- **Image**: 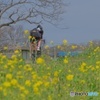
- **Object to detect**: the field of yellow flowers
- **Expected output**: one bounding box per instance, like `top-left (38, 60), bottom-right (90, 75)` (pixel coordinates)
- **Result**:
top-left (0, 42), bottom-right (100, 100)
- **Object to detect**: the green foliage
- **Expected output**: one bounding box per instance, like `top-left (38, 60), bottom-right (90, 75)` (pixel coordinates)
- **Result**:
top-left (0, 45), bottom-right (100, 100)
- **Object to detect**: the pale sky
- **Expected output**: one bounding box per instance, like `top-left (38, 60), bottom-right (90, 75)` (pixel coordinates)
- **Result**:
top-left (24, 0), bottom-right (100, 45)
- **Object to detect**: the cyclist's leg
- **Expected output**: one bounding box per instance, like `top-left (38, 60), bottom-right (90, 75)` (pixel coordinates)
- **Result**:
top-left (37, 39), bottom-right (42, 51)
top-left (30, 39), bottom-right (36, 58)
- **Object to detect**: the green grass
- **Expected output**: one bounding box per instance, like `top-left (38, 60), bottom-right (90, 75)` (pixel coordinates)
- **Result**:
top-left (0, 45), bottom-right (100, 100)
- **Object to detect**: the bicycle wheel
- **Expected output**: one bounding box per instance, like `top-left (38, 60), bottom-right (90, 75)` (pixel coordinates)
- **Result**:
top-left (31, 50), bottom-right (37, 62)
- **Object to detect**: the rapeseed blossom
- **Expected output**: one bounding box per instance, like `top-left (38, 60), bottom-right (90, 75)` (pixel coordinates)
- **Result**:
top-left (96, 61), bottom-right (100, 65)
top-left (25, 80), bottom-right (31, 87)
top-left (24, 30), bottom-right (29, 34)
top-left (33, 87), bottom-right (39, 94)
top-left (0, 86), bottom-right (3, 91)
top-left (3, 46), bottom-right (8, 50)
top-left (0, 40), bottom-right (100, 99)
top-left (28, 36), bottom-right (32, 39)
top-left (3, 81), bottom-right (11, 88)
top-left (6, 73), bottom-right (12, 80)
top-left (48, 95), bottom-right (52, 100)
top-left (2, 55), bottom-right (7, 59)
top-left (79, 62), bottom-right (87, 72)
top-left (11, 55), bottom-right (17, 59)
top-left (63, 39), bottom-right (68, 45)
top-left (71, 45), bottom-right (77, 49)
top-left (89, 41), bottom-right (93, 46)
top-left (11, 79), bottom-right (18, 86)
top-left (66, 74), bottom-right (74, 81)
top-left (14, 50), bottom-right (19, 54)
top-left (96, 66), bottom-right (99, 69)
top-left (57, 45), bottom-right (61, 49)
top-left (36, 57), bottom-right (45, 64)
top-left (63, 58), bottom-right (68, 64)
top-left (44, 82), bottom-right (50, 88)
top-left (52, 77), bottom-right (59, 84)
top-left (54, 71), bottom-right (59, 77)
top-left (44, 45), bottom-right (49, 49)
top-left (23, 89), bottom-right (29, 95)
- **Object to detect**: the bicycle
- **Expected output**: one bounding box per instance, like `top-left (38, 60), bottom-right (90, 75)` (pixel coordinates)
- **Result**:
top-left (30, 39), bottom-right (45, 62)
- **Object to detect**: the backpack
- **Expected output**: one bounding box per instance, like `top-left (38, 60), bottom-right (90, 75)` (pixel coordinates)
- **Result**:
top-left (30, 28), bottom-right (41, 38)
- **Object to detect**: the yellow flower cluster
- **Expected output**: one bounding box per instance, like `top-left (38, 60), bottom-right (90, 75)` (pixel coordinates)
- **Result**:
top-left (66, 74), bottom-right (74, 81)
top-left (36, 57), bottom-right (45, 64)
top-left (0, 39), bottom-right (99, 99)
top-left (63, 39), bottom-right (68, 45)
top-left (24, 30), bottom-right (29, 34)
top-left (79, 62), bottom-right (87, 72)
top-left (63, 57), bottom-right (68, 64)
top-left (71, 45), bottom-right (77, 49)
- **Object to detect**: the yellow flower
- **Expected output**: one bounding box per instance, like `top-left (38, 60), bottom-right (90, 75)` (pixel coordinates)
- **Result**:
top-left (63, 39), bottom-right (68, 45)
top-left (79, 66), bottom-right (86, 72)
top-left (28, 36), bottom-right (32, 39)
top-left (11, 55), bottom-right (17, 59)
top-left (81, 62), bottom-right (87, 66)
top-left (14, 50), bottom-right (19, 54)
top-left (34, 81), bottom-right (43, 87)
top-left (68, 70), bottom-right (71, 73)
top-left (96, 61), bottom-right (100, 65)
top-left (32, 74), bottom-right (37, 80)
top-left (36, 57), bottom-right (45, 64)
top-left (63, 58), bottom-right (68, 64)
top-left (43, 75), bottom-right (48, 80)
top-left (33, 86), bottom-right (39, 94)
top-left (91, 67), bottom-right (95, 71)
top-left (57, 45), bottom-right (61, 49)
top-left (52, 77), bottom-right (59, 84)
top-left (3, 89), bottom-right (7, 96)
top-left (24, 30), bottom-right (29, 34)
top-left (19, 86), bottom-right (25, 91)
top-left (89, 41), bottom-right (93, 46)
top-left (6, 74), bottom-right (12, 80)
top-left (48, 95), bottom-right (52, 100)
top-left (96, 66), bottom-right (99, 69)
top-left (66, 74), bottom-right (74, 81)
top-left (44, 82), bottom-right (50, 87)
top-left (2, 55), bottom-right (7, 59)
top-left (72, 45), bottom-right (77, 49)
top-left (47, 72), bottom-right (51, 76)
top-left (67, 84), bottom-right (70, 87)
top-left (4, 65), bottom-right (8, 69)
top-left (32, 36), bottom-right (35, 40)
top-left (94, 47), bottom-right (100, 52)
top-left (4, 46), bottom-right (8, 50)
top-left (17, 71), bottom-right (22, 75)
top-left (54, 71), bottom-right (59, 77)
top-left (3, 81), bottom-right (11, 87)
top-left (23, 89), bottom-right (29, 95)
top-left (0, 86), bottom-right (3, 91)
top-left (25, 80), bottom-right (31, 87)
top-left (11, 79), bottom-right (18, 86)
top-left (44, 45), bottom-right (49, 49)
top-left (20, 93), bottom-right (25, 98)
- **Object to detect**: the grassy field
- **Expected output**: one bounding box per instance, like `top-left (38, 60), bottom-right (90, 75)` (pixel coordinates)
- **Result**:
top-left (0, 42), bottom-right (100, 100)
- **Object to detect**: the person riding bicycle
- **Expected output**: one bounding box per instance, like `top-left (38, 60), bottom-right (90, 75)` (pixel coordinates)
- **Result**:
top-left (30, 25), bottom-right (44, 55)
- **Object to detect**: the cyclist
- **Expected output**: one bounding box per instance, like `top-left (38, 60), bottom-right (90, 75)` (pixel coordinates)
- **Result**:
top-left (30, 25), bottom-right (44, 56)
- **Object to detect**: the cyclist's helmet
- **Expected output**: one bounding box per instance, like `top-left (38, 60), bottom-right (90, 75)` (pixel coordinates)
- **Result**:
top-left (37, 25), bottom-right (43, 32)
